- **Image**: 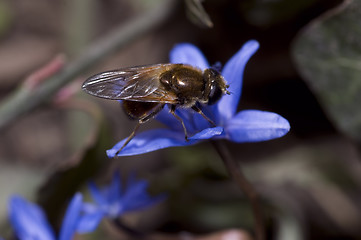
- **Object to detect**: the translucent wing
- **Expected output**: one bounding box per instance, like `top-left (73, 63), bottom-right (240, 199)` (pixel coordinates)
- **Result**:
top-left (82, 64), bottom-right (178, 103)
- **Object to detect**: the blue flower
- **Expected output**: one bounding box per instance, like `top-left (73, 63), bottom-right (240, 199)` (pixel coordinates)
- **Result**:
top-left (85, 172), bottom-right (165, 220)
top-left (8, 193), bottom-right (99, 240)
top-left (107, 40), bottom-right (290, 157)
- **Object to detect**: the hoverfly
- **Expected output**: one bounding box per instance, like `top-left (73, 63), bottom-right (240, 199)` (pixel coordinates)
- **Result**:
top-left (82, 63), bottom-right (229, 154)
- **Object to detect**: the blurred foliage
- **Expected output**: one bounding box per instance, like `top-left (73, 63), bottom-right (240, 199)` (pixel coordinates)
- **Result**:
top-left (240, 0), bottom-right (317, 27)
top-left (0, 166), bottom-right (45, 236)
top-left (293, 0), bottom-right (361, 143)
top-left (185, 0), bottom-right (213, 28)
top-left (133, 0), bottom-right (169, 10)
top-left (38, 100), bottom-right (113, 227)
top-left (276, 213), bottom-right (303, 240)
top-left (154, 135), bottom-right (361, 239)
top-left (64, 0), bottom-right (96, 56)
top-left (0, 1), bottom-right (12, 38)
top-left (159, 146), bottom-right (254, 232)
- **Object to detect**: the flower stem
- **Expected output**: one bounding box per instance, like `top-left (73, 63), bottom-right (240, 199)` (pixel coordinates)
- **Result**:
top-left (211, 140), bottom-right (265, 240)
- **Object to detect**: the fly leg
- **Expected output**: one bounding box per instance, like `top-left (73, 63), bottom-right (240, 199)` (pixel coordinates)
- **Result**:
top-left (191, 105), bottom-right (216, 127)
top-left (170, 105), bottom-right (189, 141)
top-left (115, 122), bottom-right (141, 155)
top-left (114, 103), bottom-right (165, 156)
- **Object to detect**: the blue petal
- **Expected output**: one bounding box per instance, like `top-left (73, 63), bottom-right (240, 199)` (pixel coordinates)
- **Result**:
top-left (156, 105), bottom-right (216, 134)
top-left (124, 194), bottom-right (166, 213)
top-left (8, 195), bottom-right (55, 240)
top-left (107, 129), bottom-right (198, 157)
top-left (82, 202), bottom-right (99, 214)
top-left (76, 208), bottom-right (104, 234)
top-left (155, 106), bottom-right (179, 130)
top-left (156, 105), bottom-right (196, 133)
top-left (59, 193), bottom-right (83, 240)
top-left (124, 181), bottom-right (149, 204)
top-left (126, 177), bottom-right (148, 196)
top-left (169, 43), bottom-right (209, 70)
top-left (189, 105), bottom-right (219, 131)
top-left (188, 126), bottom-right (223, 140)
top-left (105, 171), bottom-right (122, 203)
top-left (224, 110), bottom-right (290, 142)
top-left (121, 176), bottom-right (166, 212)
top-left (213, 40), bottom-right (260, 122)
top-left (88, 182), bottom-right (107, 206)
top-left (126, 172), bottom-right (138, 189)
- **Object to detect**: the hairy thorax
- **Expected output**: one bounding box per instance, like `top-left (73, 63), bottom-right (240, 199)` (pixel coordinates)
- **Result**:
top-left (159, 65), bottom-right (206, 107)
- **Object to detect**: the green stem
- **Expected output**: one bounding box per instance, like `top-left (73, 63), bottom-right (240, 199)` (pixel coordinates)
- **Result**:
top-left (212, 140), bottom-right (265, 240)
top-left (0, 0), bottom-right (177, 130)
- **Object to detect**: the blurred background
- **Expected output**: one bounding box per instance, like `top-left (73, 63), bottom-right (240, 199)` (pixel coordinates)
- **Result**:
top-left (1, 0), bottom-right (361, 239)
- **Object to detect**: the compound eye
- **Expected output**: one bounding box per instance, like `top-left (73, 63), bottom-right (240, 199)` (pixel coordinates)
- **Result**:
top-left (208, 82), bottom-right (223, 105)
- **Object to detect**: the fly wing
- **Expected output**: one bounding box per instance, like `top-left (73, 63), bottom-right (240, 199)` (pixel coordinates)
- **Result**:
top-left (82, 64), bottom-right (178, 103)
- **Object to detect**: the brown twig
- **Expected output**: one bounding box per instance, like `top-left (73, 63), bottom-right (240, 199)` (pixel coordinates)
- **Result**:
top-left (211, 140), bottom-right (265, 240)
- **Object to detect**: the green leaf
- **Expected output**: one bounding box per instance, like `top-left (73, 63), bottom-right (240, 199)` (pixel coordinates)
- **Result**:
top-left (293, 0), bottom-right (361, 142)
